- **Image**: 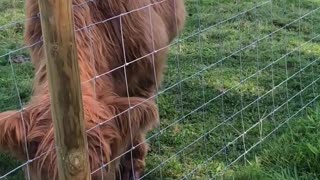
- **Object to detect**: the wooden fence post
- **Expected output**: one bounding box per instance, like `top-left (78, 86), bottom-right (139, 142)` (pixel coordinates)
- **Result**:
top-left (37, 0), bottom-right (91, 179)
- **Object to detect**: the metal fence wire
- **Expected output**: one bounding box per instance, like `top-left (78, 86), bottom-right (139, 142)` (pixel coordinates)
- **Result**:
top-left (0, 0), bottom-right (320, 179)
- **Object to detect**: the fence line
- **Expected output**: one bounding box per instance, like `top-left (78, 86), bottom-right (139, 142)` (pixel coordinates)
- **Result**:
top-left (0, 0), bottom-right (320, 179)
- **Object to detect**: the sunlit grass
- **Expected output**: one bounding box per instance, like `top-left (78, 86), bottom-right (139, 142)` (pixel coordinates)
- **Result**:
top-left (0, 0), bottom-right (320, 179)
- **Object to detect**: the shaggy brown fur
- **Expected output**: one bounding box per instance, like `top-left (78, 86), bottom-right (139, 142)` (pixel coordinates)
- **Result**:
top-left (0, 0), bottom-right (186, 179)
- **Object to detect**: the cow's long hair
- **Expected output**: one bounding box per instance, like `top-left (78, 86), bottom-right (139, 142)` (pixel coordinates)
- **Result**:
top-left (0, 0), bottom-right (186, 179)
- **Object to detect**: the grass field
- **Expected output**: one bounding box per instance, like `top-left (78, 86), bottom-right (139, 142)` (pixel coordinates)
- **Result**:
top-left (1, 0), bottom-right (320, 179)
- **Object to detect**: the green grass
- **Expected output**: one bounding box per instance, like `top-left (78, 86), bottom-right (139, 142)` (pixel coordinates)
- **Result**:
top-left (1, 0), bottom-right (320, 179)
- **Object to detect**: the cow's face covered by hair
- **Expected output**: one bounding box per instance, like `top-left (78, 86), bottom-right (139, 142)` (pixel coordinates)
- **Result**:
top-left (0, 0), bottom-right (186, 179)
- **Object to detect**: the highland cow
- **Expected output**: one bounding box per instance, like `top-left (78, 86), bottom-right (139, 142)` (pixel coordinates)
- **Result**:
top-left (0, 0), bottom-right (186, 179)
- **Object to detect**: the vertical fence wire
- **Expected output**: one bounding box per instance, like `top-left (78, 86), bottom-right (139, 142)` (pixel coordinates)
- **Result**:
top-left (1, 0), bottom-right (320, 179)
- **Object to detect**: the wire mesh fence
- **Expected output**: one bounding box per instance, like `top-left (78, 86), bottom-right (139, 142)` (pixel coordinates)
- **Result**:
top-left (0, 0), bottom-right (320, 179)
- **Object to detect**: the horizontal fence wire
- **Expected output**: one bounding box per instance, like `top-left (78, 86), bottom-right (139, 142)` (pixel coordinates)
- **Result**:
top-left (0, 0), bottom-right (319, 179)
